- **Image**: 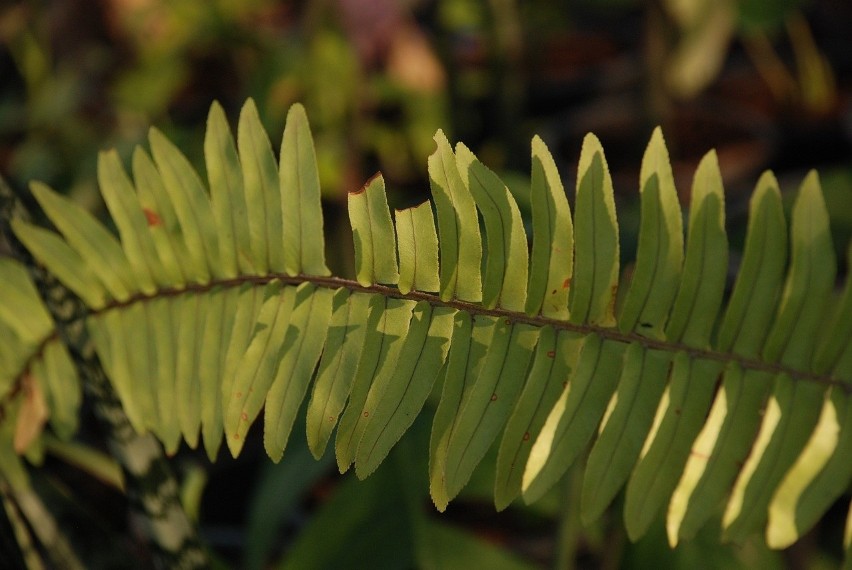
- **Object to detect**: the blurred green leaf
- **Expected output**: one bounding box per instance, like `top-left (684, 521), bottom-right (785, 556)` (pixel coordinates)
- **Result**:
top-left (245, 433), bottom-right (334, 570)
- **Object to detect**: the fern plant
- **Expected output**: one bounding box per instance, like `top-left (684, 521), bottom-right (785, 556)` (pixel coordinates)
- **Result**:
top-left (0, 99), bottom-right (849, 564)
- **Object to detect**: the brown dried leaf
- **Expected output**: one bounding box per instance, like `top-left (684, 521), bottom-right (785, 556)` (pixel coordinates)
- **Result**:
top-left (14, 374), bottom-right (48, 454)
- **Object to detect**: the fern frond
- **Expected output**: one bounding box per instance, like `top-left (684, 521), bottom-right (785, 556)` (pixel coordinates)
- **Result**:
top-left (2, 98), bottom-right (850, 553)
top-left (0, 257), bottom-right (81, 495)
top-left (0, 260), bottom-right (79, 449)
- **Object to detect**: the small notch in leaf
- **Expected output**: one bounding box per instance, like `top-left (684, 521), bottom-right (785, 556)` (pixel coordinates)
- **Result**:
top-left (351, 172), bottom-right (383, 196)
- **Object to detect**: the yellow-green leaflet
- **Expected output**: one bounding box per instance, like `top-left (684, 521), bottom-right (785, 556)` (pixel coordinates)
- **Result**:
top-left (456, 143), bottom-right (528, 311)
top-left (262, 284), bottom-right (333, 462)
top-left (618, 128), bottom-right (683, 337)
top-left (280, 103), bottom-right (330, 277)
top-left (0, 260), bottom-right (80, 442)
top-left (349, 174), bottom-right (399, 286)
top-left (147, 296), bottom-right (180, 455)
top-left (200, 284), bottom-right (240, 458)
top-left (428, 130), bottom-right (482, 302)
top-left (443, 321), bottom-right (539, 500)
top-left (494, 328), bottom-right (583, 510)
top-left (766, 245), bottom-right (852, 547)
top-left (525, 136), bottom-right (573, 320)
top-left (759, 172), bottom-right (834, 365)
top-left (97, 149), bottom-right (162, 293)
top-left (263, 285), bottom-right (333, 461)
top-left (664, 150), bottom-right (728, 346)
top-left (522, 337), bottom-right (626, 503)
top-left (30, 182), bottom-right (135, 301)
top-left (580, 129), bottom-right (685, 520)
top-left (131, 147), bottom-right (188, 287)
top-left (668, 172), bottom-right (787, 545)
top-left (226, 282), bottom-right (295, 457)
top-left (238, 99), bottom-right (282, 274)
top-left (0, 322), bottom-right (25, 396)
top-left (90, 310), bottom-right (147, 434)
top-left (128, 301), bottom-right (159, 438)
top-left (430, 312), bottom-right (493, 510)
top-left (717, 172), bottom-right (787, 356)
top-left (624, 356), bottom-right (724, 540)
top-left (194, 287), bottom-right (223, 452)
top-left (621, 151), bottom-right (727, 539)
top-left (0, 258), bottom-right (53, 344)
top-left (722, 172), bottom-right (836, 542)
top-left (220, 283), bottom-right (266, 445)
top-left (581, 345), bottom-right (671, 522)
top-left (569, 135), bottom-right (619, 326)
top-left (395, 202), bottom-right (440, 294)
top-left (0, 414), bottom-right (29, 491)
top-left (669, 366), bottom-right (774, 544)
top-left (149, 127), bottom-right (222, 282)
top-left (335, 297), bottom-right (416, 472)
top-left (39, 341), bottom-right (80, 441)
top-left (197, 286), bottom-right (233, 460)
top-left (175, 292), bottom-right (205, 449)
top-left (355, 304), bottom-right (455, 478)
top-left (813, 243), bottom-right (852, 374)
top-left (204, 101), bottom-right (251, 277)
top-left (10, 221), bottom-right (107, 309)
top-left (767, 380), bottom-right (851, 547)
top-left (306, 290), bottom-right (372, 459)
top-left (766, 387), bottom-right (846, 543)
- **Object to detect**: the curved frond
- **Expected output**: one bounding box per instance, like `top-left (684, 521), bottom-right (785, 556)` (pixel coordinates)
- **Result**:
top-left (2, 98), bottom-right (850, 554)
top-left (0, 258), bottom-right (80, 483)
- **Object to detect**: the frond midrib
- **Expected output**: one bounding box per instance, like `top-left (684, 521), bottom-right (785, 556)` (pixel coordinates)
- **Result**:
top-left (45, 272), bottom-right (849, 394)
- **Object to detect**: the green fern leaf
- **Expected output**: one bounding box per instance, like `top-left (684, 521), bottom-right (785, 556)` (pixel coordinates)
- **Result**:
top-left (0, 259), bottom-right (80, 449)
top-left (3, 99), bottom-right (850, 556)
top-left (305, 290), bottom-right (371, 458)
top-left (395, 202), bottom-right (440, 295)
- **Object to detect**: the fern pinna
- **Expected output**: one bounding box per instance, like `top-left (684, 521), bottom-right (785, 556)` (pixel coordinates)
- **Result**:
top-left (0, 99), bottom-right (849, 555)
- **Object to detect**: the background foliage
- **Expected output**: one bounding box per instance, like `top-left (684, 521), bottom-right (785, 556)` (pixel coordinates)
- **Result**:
top-left (0, 0), bottom-right (850, 568)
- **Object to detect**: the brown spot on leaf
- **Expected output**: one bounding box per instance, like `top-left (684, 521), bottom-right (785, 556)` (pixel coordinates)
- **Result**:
top-left (523, 432), bottom-right (530, 441)
top-left (143, 208), bottom-right (162, 227)
top-left (14, 374), bottom-right (47, 453)
top-left (233, 433), bottom-right (240, 440)
top-left (546, 350), bottom-right (556, 358)
top-left (563, 278), bottom-right (571, 289)
top-left (490, 393), bottom-right (498, 401)
top-left (241, 412), bottom-right (248, 421)
top-left (235, 391), bottom-right (242, 399)
top-left (351, 172), bottom-right (383, 195)
top-left (363, 411), bottom-right (370, 418)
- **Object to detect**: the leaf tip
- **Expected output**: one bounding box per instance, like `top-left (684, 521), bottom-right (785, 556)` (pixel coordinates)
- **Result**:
top-left (287, 101), bottom-right (309, 123)
top-left (351, 172), bottom-right (383, 196)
